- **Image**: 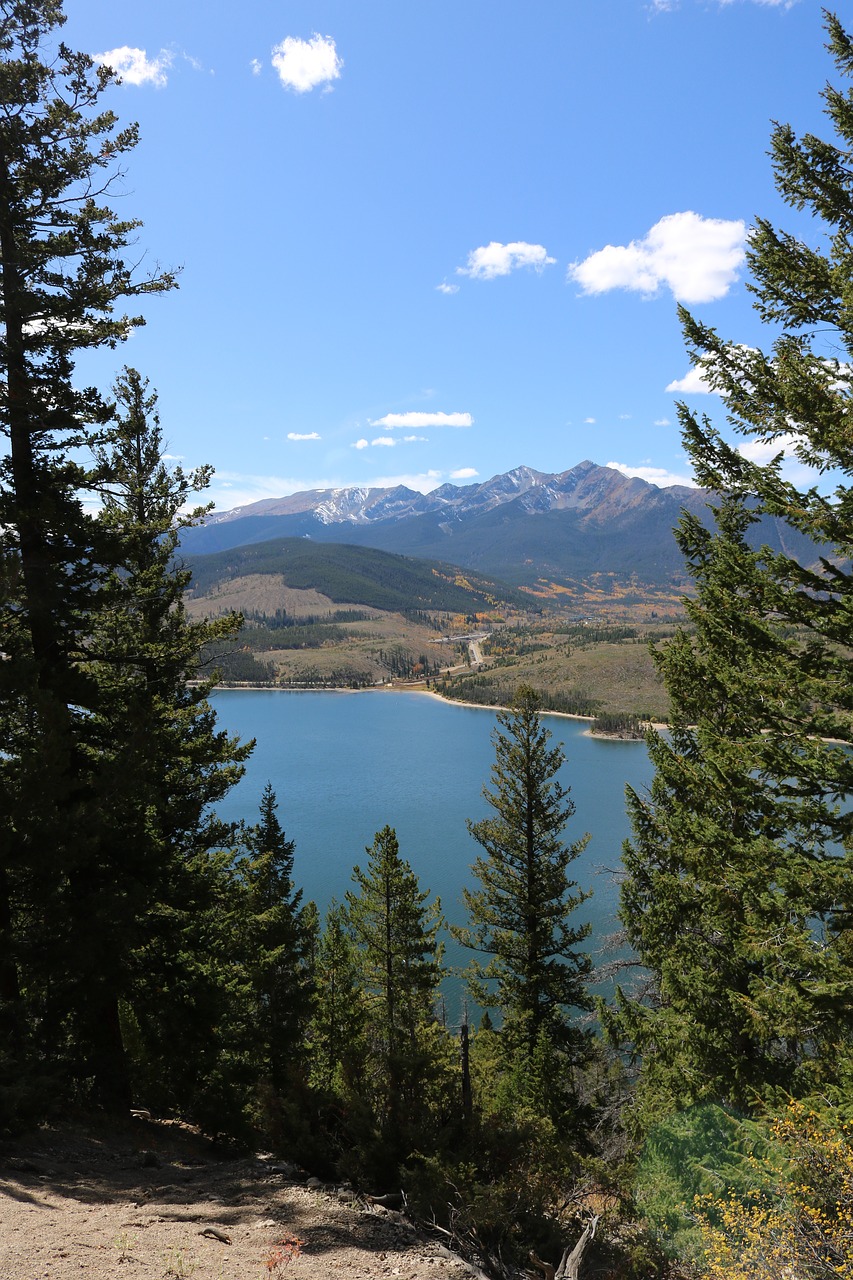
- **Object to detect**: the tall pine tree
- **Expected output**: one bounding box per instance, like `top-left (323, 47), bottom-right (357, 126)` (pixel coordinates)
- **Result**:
top-left (612, 12), bottom-right (853, 1120)
top-left (0, 0), bottom-right (178, 1109)
top-left (79, 368), bottom-right (250, 1108)
top-left (346, 826), bottom-right (449, 1154)
top-left (455, 688), bottom-right (592, 1054)
top-left (239, 782), bottom-right (315, 1093)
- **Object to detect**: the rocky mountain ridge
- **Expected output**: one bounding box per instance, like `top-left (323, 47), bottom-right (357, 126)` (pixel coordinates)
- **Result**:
top-left (182, 460), bottom-right (821, 588)
top-left (205, 460), bottom-right (699, 530)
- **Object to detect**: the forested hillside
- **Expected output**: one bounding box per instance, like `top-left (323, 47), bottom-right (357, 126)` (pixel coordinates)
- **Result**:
top-left (185, 537), bottom-right (532, 614)
top-left (3, 6), bottom-right (853, 1280)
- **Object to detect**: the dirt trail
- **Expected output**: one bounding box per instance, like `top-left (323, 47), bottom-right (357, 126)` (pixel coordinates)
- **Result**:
top-left (0, 1120), bottom-right (470, 1280)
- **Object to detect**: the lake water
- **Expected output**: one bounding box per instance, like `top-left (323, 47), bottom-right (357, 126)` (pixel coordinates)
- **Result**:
top-left (211, 689), bottom-right (655, 1019)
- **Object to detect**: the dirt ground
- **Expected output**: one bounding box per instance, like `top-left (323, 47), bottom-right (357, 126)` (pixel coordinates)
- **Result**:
top-left (0, 1118), bottom-right (471, 1280)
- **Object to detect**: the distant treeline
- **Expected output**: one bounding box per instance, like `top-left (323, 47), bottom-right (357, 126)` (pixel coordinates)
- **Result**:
top-left (245, 608), bottom-right (374, 627)
top-left (437, 671), bottom-right (599, 718)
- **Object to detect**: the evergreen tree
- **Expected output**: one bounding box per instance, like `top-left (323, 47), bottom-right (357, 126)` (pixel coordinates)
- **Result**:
top-left (612, 12), bottom-right (853, 1119)
top-left (345, 826), bottom-right (448, 1150)
top-left (78, 368), bottom-right (249, 1107)
top-left (239, 782), bottom-right (315, 1093)
top-left (0, 0), bottom-right (176, 1107)
top-left (310, 900), bottom-right (366, 1095)
top-left (453, 686), bottom-right (592, 1068)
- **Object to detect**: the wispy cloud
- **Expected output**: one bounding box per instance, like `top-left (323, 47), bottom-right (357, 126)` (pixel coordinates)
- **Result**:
top-left (436, 282), bottom-right (460, 295)
top-left (450, 468), bottom-right (479, 480)
top-left (584, 417), bottom-right (596, 425)
top-left (373, 471), bottom-right (444, 493)
top-left (287, 431), bottom-right (321, 441)
top-left (93, 46), bottom-right (174, 87)
top-left (606, 461), bottom-right (695, 488)
top-left (348, 434), bottom-right (427, 449)
top-left (370, 411), bottom-right (473, 429)
top-left (569, 211), bottom-right (746, 304)
top-left (271, 34), bottom-right (342, 93)
top-left (207, 471), bottom-right (337, 511)
top-left (250, 58), bottom-right (262, 76)
top-left (458, 242), bottom-right (556, 281)
top-left (651, 0), bottom-right (797, 11)
top-left (654, 417), bottom-right (672, 426)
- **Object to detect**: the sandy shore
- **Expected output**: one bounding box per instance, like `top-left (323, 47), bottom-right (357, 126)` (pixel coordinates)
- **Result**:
top-left (211, 681), bottom-right (665, 736)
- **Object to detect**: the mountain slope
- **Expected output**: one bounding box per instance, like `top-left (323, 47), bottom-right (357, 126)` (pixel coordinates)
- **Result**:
top-left (179, 461), bottom-right (824, 587)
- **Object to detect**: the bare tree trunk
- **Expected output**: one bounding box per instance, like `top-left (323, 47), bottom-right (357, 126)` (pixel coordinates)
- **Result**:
top-left (529, 1216), bottom-right (599, 1280)
top-left (556, 1215), bottom-right (598, 1280)
top-left (460, 1021), bottom-right (472, 1123)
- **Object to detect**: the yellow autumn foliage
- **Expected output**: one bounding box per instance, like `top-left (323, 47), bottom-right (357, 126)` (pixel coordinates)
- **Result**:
top-left (696, 1101), bottom-right (853, 1279)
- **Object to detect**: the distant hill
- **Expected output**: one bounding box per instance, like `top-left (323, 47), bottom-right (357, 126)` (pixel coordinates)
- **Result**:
top-left (185, 539), bottom-right (532, 615)
top-left (180, 461), bottom-right (823, 587)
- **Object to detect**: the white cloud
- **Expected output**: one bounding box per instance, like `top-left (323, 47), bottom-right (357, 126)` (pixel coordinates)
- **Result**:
top-left (371, 437), bottom-right (396, 448)
top-left (737, 432), bottom-right (801, 465)
top-left (666, 365), bottom-right (716, 394)
top-left (93, 46), bottom-right (174, 88)
top-left (250, 58), bottom-right (262, 76)
top-left (451, 468), bottom-right (479, 480)
top-left (737, 432), bottom-right (821, 487)
top-left (667, 345), bottom-right (762, 395)
top-left (584, 417), bottom-right (596, 425)
top-left (606, 461), bottom-right (695, 488)
top-left (436, 283), bottom-right (459, 295)
top-left (569, 211), bottom-right (746, 304)
top-left (458, 241), bottom-right (556, 281)
top-left (373, 471), bottom-right (444, 493)
top-left (618, 413), bottom-right (632, 420)
top-left (654, 417), bottom-right (672, 427)
top-left (287, 431), bottom-right (321, 441)
top-left (370, 411), bottom-right (473, 429)
top-left (403, 435), bottom-right (427, 442)
top-left (351, 438), bottom-right (369, 450)
top-left (271, 34), bottom-right (342, 93)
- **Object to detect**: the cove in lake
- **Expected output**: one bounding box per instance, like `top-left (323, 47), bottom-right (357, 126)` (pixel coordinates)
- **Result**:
top-left (212, 690), bottom-right (655, 1019)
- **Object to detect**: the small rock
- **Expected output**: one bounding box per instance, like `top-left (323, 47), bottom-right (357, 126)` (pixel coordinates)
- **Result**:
top-left (306, 1175), bottom-right (323, 1189)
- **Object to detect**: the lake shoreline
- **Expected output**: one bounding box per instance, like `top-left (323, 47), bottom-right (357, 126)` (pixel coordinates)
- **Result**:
top-left (212, 681), bottom-right (660, 736)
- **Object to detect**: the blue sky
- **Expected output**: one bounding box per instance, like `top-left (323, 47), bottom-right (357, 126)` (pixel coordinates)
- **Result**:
top-left (62, 0), bottom-right (832, 512)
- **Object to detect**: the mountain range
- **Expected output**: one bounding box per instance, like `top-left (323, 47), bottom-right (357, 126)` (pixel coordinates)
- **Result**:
top-left (180, 460), bottom-right (821, 588)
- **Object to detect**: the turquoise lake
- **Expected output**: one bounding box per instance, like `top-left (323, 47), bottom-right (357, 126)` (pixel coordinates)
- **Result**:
top-left (211, 689), bottom-right (655, 1018)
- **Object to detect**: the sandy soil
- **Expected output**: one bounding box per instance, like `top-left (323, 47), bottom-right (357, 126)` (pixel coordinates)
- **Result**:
top-left (0, 1119), bottom-right (470, 1280)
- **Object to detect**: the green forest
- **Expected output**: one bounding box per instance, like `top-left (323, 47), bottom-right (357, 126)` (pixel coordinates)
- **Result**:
top-left (3, 3), bottom-right (853, 1276)
top-left (185, 538), bottom-right (532, 615)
